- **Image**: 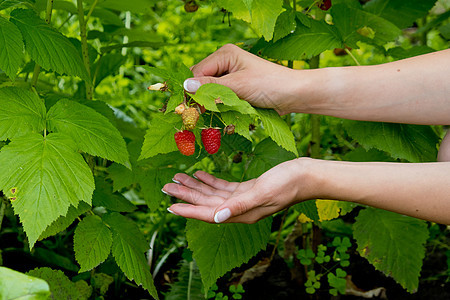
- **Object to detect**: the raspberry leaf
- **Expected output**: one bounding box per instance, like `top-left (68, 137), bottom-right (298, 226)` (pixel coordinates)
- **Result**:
top-left (0, 16), bottom-right (24, 80)
top-left (0, 133), bottom-right (94, 248)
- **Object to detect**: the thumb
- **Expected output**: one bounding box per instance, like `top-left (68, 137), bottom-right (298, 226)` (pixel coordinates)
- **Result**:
top-left (213, 193), bottom-right (258, 223)
top-left (183, 76), bottom-right (229, 93)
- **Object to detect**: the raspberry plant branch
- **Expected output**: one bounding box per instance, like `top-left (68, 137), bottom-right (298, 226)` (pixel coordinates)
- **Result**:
top-left (77, 0), bottom-right (93, 99)
top-left (344, 48), bottom-right (361, 66)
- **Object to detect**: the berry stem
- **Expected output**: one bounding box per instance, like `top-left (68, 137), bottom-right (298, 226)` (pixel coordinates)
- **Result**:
top-left (344, 48), bottom-right (361, 66)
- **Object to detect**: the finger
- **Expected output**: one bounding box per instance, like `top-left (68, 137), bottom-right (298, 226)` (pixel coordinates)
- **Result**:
top-left (192, 171), bottom-right (240, 192)
top-left (191, 43), bottom-right (240, 77)
top-left (183, 74), bottom-right (236, 93)
top-left (168, 203), bottom-right (216, 223)
top-left (162, 183), bottom-right (224, 206)
top-left (172, 173), bottom-right (232, 198)
top-left (213, 192), bottom-right (261, 223)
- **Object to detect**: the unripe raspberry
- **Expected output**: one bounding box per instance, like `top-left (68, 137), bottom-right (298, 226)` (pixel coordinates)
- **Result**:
top-left (182, 107), bottom-right (200, 130)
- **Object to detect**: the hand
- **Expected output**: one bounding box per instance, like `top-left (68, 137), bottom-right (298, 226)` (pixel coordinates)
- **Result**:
top-left (183, 44), bottom-right (303, 115)
top-left (163, 158), bottom-right (313, 223)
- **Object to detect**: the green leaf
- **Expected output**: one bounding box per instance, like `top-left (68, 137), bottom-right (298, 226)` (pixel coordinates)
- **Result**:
top-left (331, 4), bottom-right (401, 48)
top-left (256, 108), bottom-right (298, 155)
top-left (139, 113), bottom-right (183, 159)
top-left (33, 247), bottom-right (79, 272)
top-left (0, 16), bottom-right (23, 80)
top-left (0, 87), bottom-right (46, 141)
top-left (221, 111), bottom-right (254, 141)
top-left (262, 17), bottom-right (342, 60)
top-left (343, 121), bottom-right (439, 162)
top-left (85, 0), bottom-right (158, 14)
top-left (293, 200), bottom-right (319, 222)
top-left (0, 266), bottom-right (50, 300)
top-left (74, 215), bottom-right (113, 273)
top-left (39, 202), bottom-right (91, 240)
top-left (0, 133), bottom-right (94, 248)
top-left (0, 0), bottom-right (33, 11)
top-left (102, 212), bottom-right (158, 299)
top-left (273, 10), bottom-right (297, 42)
top-left (92, 177), bottom-right (137, 212)
top-left (137, 167), bottom-right (178, 211)
top-left (27, 267), bottom-right (88, 300)
top-left (245, 138), bottom-right (296, 179)
top-left (353, 208), bottom-right (429, 292)
top-left (47, 99), bottom-right (130, 168)
top-left (216, 0), bottom-right (283, 40)
top-left (10, 9), bottom-right (90, 81)
top-left (387, 46), bottom-right (435, 60)
top-left (93, 53), bottom-right (127, 87)
top-left (343, 147), bottom-right (396, 162)
top-left (166, 260), bottom-right (205, 300)
top-left (363, 0), bottom-right (438, 29)
top-left (186, 217), bottom-right (272, 292)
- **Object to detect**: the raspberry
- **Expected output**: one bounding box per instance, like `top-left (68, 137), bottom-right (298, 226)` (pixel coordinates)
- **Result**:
top-left (318, 0), bottom-right (331, 11)
top-left (174, 130), bottom-right (196, 156)
top-left (182, 107), bottom-right (199, 130)
top-left (201, 128), bottom-right (221, 154)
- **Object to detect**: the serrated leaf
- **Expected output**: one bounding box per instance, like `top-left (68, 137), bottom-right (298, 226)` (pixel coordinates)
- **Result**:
top-left (74, 215), bottom-right (113, 273)
top-left (166, 260), bottom-right (204, 300)
top-left (363, 0), bottom-right (437, 29)
top-left (343, 120), bottom-right (439, 162)
top-left (138, 167), bottom-right (178, 211)
top-left (387, 46), bottom-right (435, 60)
top-left (0, 87), bottom-right (46, 140)
top-left (316, 200), bottom-right (341, 221)
top-left (85, 0), bottom-right (157, 14)
top-left (10, 9), bottom-right (90, 81)
top-left (262, 17), bottom-right (342, 60)
top-left (93, 53), bottom-right (126, 87)
top-left (331, 4), bottom-right (401, 48)
top-left (139, 113), bottom-right (182, 159)
top-left (0, 266), bottom-right (50, 300)
top-left (0, 0), bottom-right (34, 10)
top-left (273, 10), bottom-right (297, 42)
top-left (186, 217), bottom-right (272, 292)
top-left (0, 16), bottom-right (24, 80)
top-left (39, 202), bottom-right (91, 240)
top-left (353, 208), bottom-right (429, 292)
top-left (47, 99), bottom-right (130, 168)
top-left (192, 83), bottom-right (257, 115)
top-left (221, 111), bottom-right (254, 141)
top-left (27, 267), bottom-right (86, 300)
top-left (343, 147), bottom-right (396, 162)
top-left (293, 200), bottom-right (319, 222)
top-left (256, 108), bottom-right (297, 155)
top-left (0, 133), bottom-right (94, 248)
top-left (102, 212), bottom-right (158, 299)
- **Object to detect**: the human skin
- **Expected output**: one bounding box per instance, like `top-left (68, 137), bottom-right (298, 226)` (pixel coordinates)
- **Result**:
top-left (163, 44), bottom-right (450, 225)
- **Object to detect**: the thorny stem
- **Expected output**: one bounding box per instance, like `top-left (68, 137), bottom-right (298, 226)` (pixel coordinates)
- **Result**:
top-left (77, 0), bottom-right (93, 99)
top-left (31, 0), bottom-right (54, 90)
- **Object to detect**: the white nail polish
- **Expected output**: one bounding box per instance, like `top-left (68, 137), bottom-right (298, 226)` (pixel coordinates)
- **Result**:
top-left (214, 208), bottom-right (231, 223)
top-left (161, 189), bottom-right (172, 197)
top-left (172, 178), bottom-right (181, 184)
top-left (167, 208), bottom-right (179, 216)
top-left (183, 79), bottom-right (201, 93)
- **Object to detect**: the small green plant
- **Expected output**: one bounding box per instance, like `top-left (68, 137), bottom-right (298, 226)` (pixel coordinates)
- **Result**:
top-left (229, 284), bottom-right (245, 299)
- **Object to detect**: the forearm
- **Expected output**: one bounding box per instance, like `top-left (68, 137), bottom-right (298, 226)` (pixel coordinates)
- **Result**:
top-left (292, 49), bottom-right (450, 125)
top-left (301, 158), bottom-right (450, 224)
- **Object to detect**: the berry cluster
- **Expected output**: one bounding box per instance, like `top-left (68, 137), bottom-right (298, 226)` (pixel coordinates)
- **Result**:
top-left (173, 103), bottom-right (223, 156)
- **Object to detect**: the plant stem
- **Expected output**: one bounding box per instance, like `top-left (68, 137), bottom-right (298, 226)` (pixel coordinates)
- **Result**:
top-left (77, 0), bottom-right (93, 99)
top-left (31, 0), bottom-right (54, 90)
top-left (85, 0), bottom-right (99, 23)
top-left (270, 208), bottom-right (289, 261)
top-left (187, 261), bottom-right (194, 300)
top-left (345, 48), bottom-right (361, 66)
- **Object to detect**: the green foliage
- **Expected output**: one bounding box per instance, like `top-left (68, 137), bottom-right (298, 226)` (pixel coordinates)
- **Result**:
top-left (74, 215), bottom-right (113, 273)
top-left (0, 266), bottom-right (50, 300)
top-left (186, 218), bottom-right (272, 292)
top-left (353, 208), bottom-right (429, 292)
top-left (0, 16), bottom-right (24, 80)
top-left (344, 121), bottom-right (439, 162)
top-left (27, 267), bottom-right (91, 300)
top-left (0, 133), bottom-right (94, 248)
top-left (327, 268), bottom-right (347, 296)
top-left (165, 260), bottom-right (205, 300)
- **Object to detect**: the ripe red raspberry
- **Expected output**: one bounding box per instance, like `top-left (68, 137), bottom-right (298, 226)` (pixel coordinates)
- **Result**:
top-left (182, 107), bottom-right (199, 130)
top-left (174, 130), bottom-right (196, 156)
top-left (318, 0), bottom-right (332, 11)
top-left (201, 128), bottom-right (221, 154)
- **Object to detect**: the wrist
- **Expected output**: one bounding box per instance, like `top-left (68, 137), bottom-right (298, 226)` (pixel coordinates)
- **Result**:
top-left (292, 157), bottom-right (324, 201)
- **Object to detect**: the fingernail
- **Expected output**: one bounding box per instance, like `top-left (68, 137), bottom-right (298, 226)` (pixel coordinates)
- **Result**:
top-left (172, 178), bottom-right (181, 184)
top-left (192, 173), bottom-right (198, 180)
top-left (214, 208), bottom-right (231, 223)
top-left (183, 79), bottom-right (201, 93)
top-left (161, 188), bottom-right (173, 197)
top-left (167, 208), bottom-right (179, 216)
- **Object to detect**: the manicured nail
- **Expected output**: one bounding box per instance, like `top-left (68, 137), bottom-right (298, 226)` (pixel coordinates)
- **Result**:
top-left (167, 208), bottom-right (179, 216)
top-left (183, 79), bottom-right (201, 93)
top-left (172, 178), bottom-right (181, 184)
top-left (161, 188), bottom-right (172, 197)
top-left (214, 208), bottom-right (231, 223)
top-left (192, 173), bottom-right (198, 180)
